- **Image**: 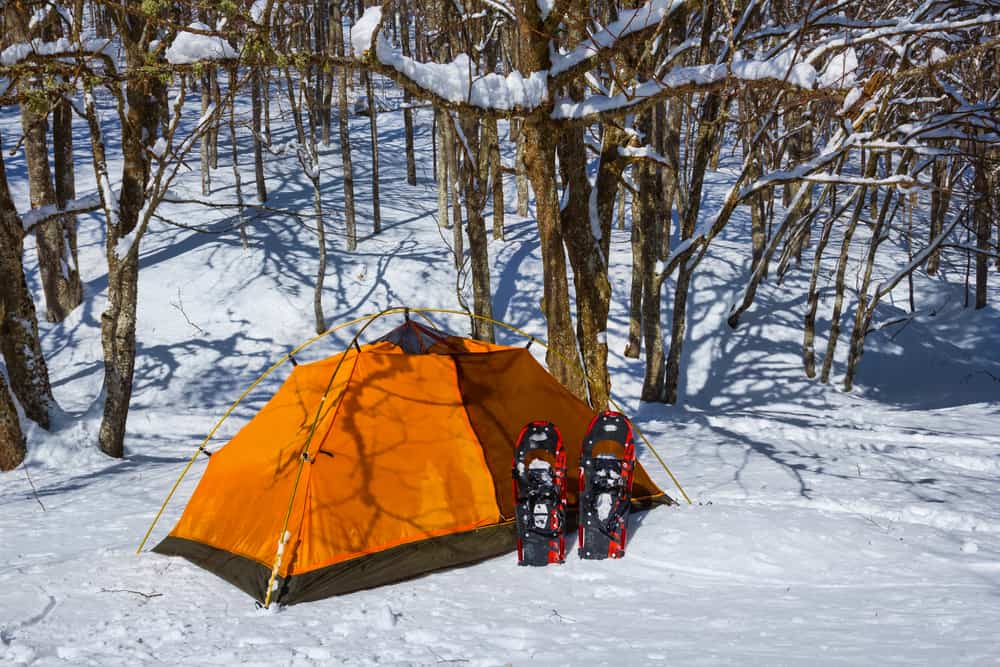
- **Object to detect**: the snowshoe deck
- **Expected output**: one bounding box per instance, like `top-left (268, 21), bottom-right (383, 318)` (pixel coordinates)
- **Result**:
top-left (578, 411), bottom-right (636, 560)
top-left (512, 421), bottom-right (567, 566)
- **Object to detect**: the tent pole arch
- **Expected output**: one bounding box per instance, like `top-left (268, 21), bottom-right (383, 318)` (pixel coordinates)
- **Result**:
top-left (135, 307), bottom-right (408, 555)
top-left (136, 306), bottom-right (691, 558)
top-left (262, 310), bottom-right (391, 607)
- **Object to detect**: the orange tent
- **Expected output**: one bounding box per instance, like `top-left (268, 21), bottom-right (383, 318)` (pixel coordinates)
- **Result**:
top-left (154, 320), bottom-right (668, 604)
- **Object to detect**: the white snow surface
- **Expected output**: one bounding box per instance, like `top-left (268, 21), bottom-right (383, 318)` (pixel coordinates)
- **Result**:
top-left (165, 23), bottom-right (238, 65)
top-left (2, 71), bottom-right (1000, 666)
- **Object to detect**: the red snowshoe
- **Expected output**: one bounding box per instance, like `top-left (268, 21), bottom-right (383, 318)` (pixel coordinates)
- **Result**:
top-left (578, 411), bottom-right (636, 560)
top-left (512, 421), bottom-right (567, 565)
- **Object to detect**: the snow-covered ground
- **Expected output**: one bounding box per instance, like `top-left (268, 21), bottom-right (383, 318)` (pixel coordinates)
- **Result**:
top-left (2, 80), bottom-right (999, 665)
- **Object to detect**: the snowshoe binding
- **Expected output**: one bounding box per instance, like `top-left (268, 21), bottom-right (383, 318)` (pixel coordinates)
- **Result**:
top-left (512, 421), bottom-right (567, 566)
top-left (578, 411), bottom-right (636, 560)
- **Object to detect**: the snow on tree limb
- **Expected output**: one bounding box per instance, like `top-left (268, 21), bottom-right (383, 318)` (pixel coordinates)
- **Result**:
top-left (353, 6), bottom-right (547, 112)
top-left (20, 193), bottom-right (103, 234)
top-left (549, 0), bottom-right (689, 82)
top-left (552, 54), bottom-right (822, 122)
top-left (165, 23), bottom-right (239, 65)
top-left (0, 37), bottom-right (113, 66)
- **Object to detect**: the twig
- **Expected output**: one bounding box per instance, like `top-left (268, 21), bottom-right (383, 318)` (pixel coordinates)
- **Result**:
top-left (100, 588), bottom-right (163, 599)
top-left (21, 461), bottom-right (45, 512)
top-left (171, 288), bottom-right (207, 336)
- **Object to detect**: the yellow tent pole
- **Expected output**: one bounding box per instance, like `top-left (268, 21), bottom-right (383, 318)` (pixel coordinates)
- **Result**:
top-left (262, 308), bottom-right (399, 607)
top-left (134, 308), bottom-right (406, 555)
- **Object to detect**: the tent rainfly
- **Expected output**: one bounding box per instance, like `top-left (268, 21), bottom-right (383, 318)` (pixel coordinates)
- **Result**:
top-left (153, 319), bottom-right (669, 605)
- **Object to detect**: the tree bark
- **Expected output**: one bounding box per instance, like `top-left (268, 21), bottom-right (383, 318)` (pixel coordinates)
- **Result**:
top-left (0, 136), bottom-right (54, 429)
top-left (52, 95), bottom-right (83, 313)
top-left (251, 67), bottom-right (268, 203)
top-left (0, 371), bottom-right (26, 472)
top-left (663, 86), bottom-right (724, 404)
top-left (435, 110), bottom-right (450, 228)
top-left (200, 70), bottom-right (212, 196)
top-left (22, 107), bottom-right (76, 323)
top-left (461, 114), bottom-right (496, 342)
top-left (515, 123), bottom-right (530, 217)
top-left (974, 148), bottom-right (990, 310)
top-left (399, 0), bottom-right (417, 186)
top-left (367, 74), bottom-right (382, 235)
top-left (559, 124), bottom-right (612, 409)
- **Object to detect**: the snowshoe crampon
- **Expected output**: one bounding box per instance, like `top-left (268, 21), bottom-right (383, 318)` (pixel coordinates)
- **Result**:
top-left (578, 411), bottom-right (636, 560)
top-left (512, 421), bottom-right (567, 565)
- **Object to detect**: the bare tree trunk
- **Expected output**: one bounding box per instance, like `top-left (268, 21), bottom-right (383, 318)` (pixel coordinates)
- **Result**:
top-left (928, 155), bottom-right (946, 275)
top-left (210, 68), bottom-right (221, 169)
top-left (367, 74), bottom-right (382, 234)
top-left (313, 180), bottom-right (327, 332)
top-left (559, 123), bottom-right (612, 410)
top-left (22, 106), bottom-right (73, 323)
top-left (820, 188), bottom-right (868, 384)
top-left (200, 71), bottom-right (212, 196)
top-left (803, 187), bottom-right (840, 378)
top-left (446, 117), bottom-right (464, 268)
top-left (515, 5), bottom-right (586, 399)
top-left (461, 114), bottom-right (496, 342)
top-left (843, 159), bottom-right (909, 391)
top-left (0, 137), bottom-right (54, 429)
top-left (399, 0), bottom-right (417, 186)
top-left (330, 3), bottom-right (356, 250)
top-left (625, 199), bottom-right (642, 359)
top-left (228, 67), bottom-right (249, 250)
top-left (523, 119), bottom-right (586, 398)
top-left (0, 371), bottom-right (26, 472)
top-left (485, 117), bottom-right (504, 240)
top-left (92, 19), bottom-right (165, 458)
top-left (263, 67), bottom-right (272, 143)
top-left (637, 144), bottom-right (665, 400)
top-left (338, 67), bottom-right (357, 249)
top-left (52, 95), bottom-right (83, 312)
top-left (974, 148), bottom-right (990, 310)
top-left (663, 85), bottom-right (723, 404)
top-left (251, 67), bottom-right (268, 202)
top-left (436, 110), bottom-right (449, 228)
top-left (515, 123), bottom-right (529, 217)
top-left (98, 252), bottom-right (139, 459)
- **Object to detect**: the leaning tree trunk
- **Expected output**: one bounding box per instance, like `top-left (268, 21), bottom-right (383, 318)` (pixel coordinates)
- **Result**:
top-left (0, 371), bottom-right (26, 472)
top-left (559, 123), bottom-right (612, 409)
top-left (662, 85), bottom-right (724, 405)
top-left (0, 138), bottom-right (54, 429)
